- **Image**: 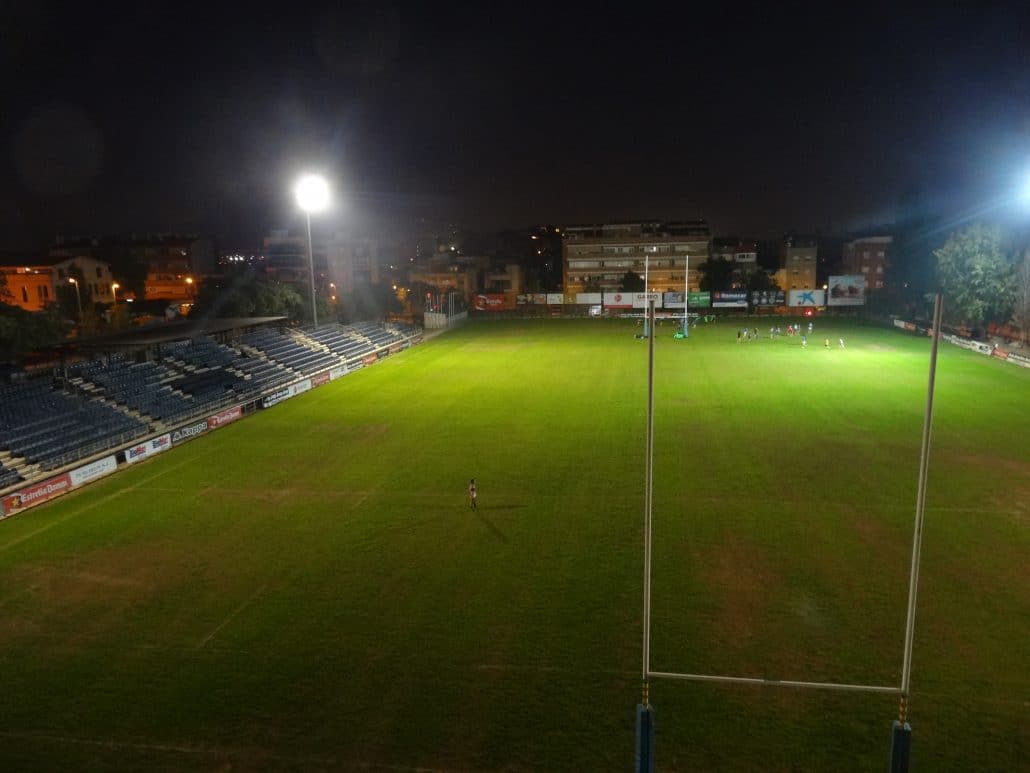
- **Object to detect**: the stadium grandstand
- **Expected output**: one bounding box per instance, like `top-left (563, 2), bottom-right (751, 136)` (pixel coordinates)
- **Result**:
top-left (0, 317), bottom-right (422, 503)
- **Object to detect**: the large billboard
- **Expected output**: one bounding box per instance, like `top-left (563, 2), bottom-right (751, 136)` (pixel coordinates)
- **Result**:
top-left (750, 289), bottom-right (785, 307)
top-left (827, 275), bottom-right (866, 306)
top-left (712, 291), bottom-right (748, 308)
top-left (788, 289), bottom-right (826, 307)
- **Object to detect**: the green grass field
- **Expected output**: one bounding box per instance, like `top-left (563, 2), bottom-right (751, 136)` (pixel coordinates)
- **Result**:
top-left (0, 319), bottom-right (1026, 772)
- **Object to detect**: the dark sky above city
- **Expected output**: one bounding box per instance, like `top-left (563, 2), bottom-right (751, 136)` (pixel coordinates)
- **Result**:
top-left (3, 1), bottom-right (1030, 251)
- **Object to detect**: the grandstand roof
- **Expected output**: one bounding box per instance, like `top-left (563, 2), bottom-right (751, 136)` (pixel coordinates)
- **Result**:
top-left (61, 317), bottom-right (288, 351)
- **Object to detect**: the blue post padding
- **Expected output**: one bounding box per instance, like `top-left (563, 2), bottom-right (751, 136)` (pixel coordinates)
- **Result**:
top-left (635, 704), bottom-right (655, 773)
top-left (889, 720), bottom-right (911, 773)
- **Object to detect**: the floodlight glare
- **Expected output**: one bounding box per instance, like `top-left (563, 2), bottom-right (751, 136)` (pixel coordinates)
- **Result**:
top-left (294, 174), bottom-right (330, 213)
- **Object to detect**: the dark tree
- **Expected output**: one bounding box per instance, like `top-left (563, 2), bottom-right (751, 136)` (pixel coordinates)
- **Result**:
top-left (698, 258), bottom-right (734, 292)
top-left (619, 271), bottom-right (644, 292)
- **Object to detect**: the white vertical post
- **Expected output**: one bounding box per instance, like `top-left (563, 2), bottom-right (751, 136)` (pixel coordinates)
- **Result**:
top-left (642, 300), bottom-right (656, 682)
top-left (900, 293), bottom-right (943, 696)
top-left (683, 254), bottom-right (689, 336)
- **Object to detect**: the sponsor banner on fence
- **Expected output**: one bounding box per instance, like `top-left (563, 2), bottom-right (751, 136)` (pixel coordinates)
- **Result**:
top-left (362, 353), bottom-right (377, 366)
top-left (632, 292), bottom-right (663, 309)
top-left (125, 433), bottom-right (171, 464)
top-left (293, 378), bottom-right (312, 395)
top-left (712, 291), bottom-right (748, 308)
top-left (664, 291), bottom-right (712, 309)
top-left (827, 275), bottom-right (866, 306)
top-left (474, 293), bottom-right (513, 311)
top-left (389, 342), bottom-right (403, 354)
top-left (564, 293), bottom-right (578, 304)
top-left (329, 365), bottom-right (348, 380)
top-left (311, 372), bottom-right (330, 388)
top-left (171, 420), bottom-right (208, 445)
top-left (603, 292), bottom-right (633, 308)
top-left (788, 289), bottom-right (826, 307)
top-left (208, 405), bottom-right (243, 429)
top-left (532, 293), bottom-right (547, 305)
top-left (69, 455), bottom-right (117, 488)
top-left (576, 292), bottom-right (602, 305)
top-left (261, 385), bottom-right (295, 408)
top-left (546, 293), bottom-right (565, 305)
top-left (750, 289), bottom-right (785, 307)
top-left (2, 473), bottom-right (73, 516)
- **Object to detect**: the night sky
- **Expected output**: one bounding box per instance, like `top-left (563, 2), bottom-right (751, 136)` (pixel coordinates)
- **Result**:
top-left (3, 1), bottom-right (1030, 250)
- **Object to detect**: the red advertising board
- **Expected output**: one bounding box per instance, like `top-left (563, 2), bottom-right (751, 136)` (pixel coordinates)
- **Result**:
top-left (208, 405), bottom-right (243, 429)
top-left (991, 348), bottom-right (1009, 360)
top-left (389, 343), bottom-right (403, 355)
top-left (474, 294), bottom-right (513, 311)
top-left (311, 372), bottom-right (330, 388)
top-left (2, 474), bottom-right (73, 516)
top-left (363, 353), bottom-right (378, 366)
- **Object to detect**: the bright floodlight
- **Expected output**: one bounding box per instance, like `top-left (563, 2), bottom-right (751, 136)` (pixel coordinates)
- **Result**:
top-left (1020, 174), bottom-right (1030, 207)
top-left (294, 174), bottom-right (330, 213)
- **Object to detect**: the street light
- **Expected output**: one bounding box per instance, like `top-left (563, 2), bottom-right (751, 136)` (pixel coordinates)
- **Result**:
top-left (185, 276), bottom-right (194, 299)
top-left (111, 282), bottom-right (120, 302)
top-left (68, 277), bottom-right (82, 320)
top-left (294, 173), bottom-right (330, 328)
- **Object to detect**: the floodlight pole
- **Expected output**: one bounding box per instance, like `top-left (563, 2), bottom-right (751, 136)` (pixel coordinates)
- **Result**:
top-left (306, 210), bottom-right (318, 328)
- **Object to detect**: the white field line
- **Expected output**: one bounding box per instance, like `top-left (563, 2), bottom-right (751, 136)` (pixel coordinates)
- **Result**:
top-left (196, 584), bottom-right (267, 649)
top-left (0, 449), bottom-right (218, 554)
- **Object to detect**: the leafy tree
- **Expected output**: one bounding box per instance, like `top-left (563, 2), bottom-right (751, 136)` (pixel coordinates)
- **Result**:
top-left (1015, 248), bottom-right (1030, 346)
top-left (698, 257), bottom-right (734, 292)
top-left (189, 271), bottom-right (305, 320)
top-left (619, 271), bottom-right (644, 292)
top-left (744, 269), bottom-right (777, 292)
top-left (0, 304), bottom-right (65, 362)
top-left (341, 282), bottom-right (402, 322)
top-left (934, 225), bottom-right (1015, 327)
top-left (0, 271), bottom-right (12, 305)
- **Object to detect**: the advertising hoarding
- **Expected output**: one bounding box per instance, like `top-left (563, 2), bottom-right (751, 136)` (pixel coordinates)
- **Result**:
top-left (473, 294), bottom-right (513, 311)
top-left (788, 289), bottom-right (826, 307)
top-left (632, 292), bottom-right (663, 309)
top-left (712, 291), bottom-right (748, 307)
top-left (689, 291), bottom-right (711, 307)
top-left (663, 291), bottom-right (685, 309)
top-left (125, 433), bottom-right (172, 464)
top-left (69, 455), bottom-right (117, 487)
top-left (603, 292), bottom-right (633, 308)
top-left (171, 421), bottom-right (208, 445)
top-left (827, 275), bottom-right (866, 306)
top-left (2, 473), bottom-right (73, 516)
top-left (311, 372), bottom-right (330, 388)
top-left (546, 293), bottom-right (565, 305)
top-left (261, 385), bottom-right (295, 408)
top-left (750, 289), bottom-right (785, 307)
top-left (208, 406), bottom-right (243, 428)
top-left (576, 292), bottom-right (602, 305)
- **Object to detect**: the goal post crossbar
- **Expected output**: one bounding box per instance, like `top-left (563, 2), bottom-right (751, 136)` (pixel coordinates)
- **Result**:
top-left (646, 670), bottom-right (903, 695)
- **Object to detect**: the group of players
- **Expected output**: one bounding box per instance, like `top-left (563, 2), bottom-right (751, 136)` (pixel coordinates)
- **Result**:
top-left (736, 321), bottom-right (845, 349)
